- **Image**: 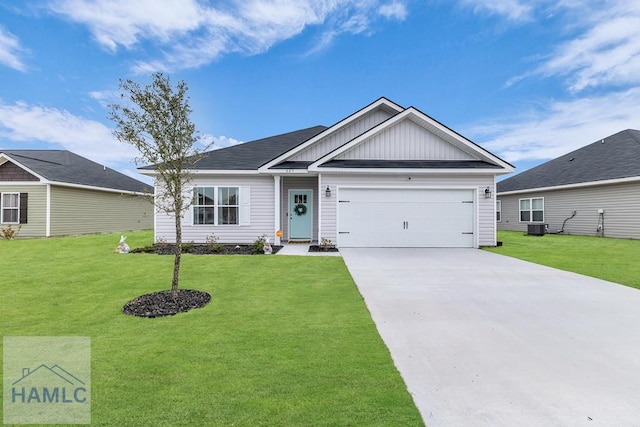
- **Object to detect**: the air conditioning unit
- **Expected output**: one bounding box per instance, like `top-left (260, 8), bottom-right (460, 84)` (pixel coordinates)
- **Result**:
top-left (527, 224), bottom-right (546, 236)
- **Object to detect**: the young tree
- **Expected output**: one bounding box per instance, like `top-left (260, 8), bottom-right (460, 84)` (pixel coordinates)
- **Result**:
top-left (109, 72), bottom-right (204, 297)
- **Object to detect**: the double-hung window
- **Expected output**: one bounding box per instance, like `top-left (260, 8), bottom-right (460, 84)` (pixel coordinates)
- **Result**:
top-left (218, 187), bottom-right (239, 225)
top-left (496, 200), bottom-right (502, 222)
top-left (193, 186), bottom-right (241, 225)
top-left (1, 193), bottom-right (19, 223)
top-left (193, 187), bottom-right (215, 225)
top-left (519, 197), bottom-right (544, 222)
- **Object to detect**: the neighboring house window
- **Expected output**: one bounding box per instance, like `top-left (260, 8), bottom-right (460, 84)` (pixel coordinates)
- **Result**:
top-left (1, 192), bottom-right (26, 224)
top-left (519, 197), bottom-right (544, 222)
top-left (192, 186), bottom-right (241, 225)
top-left (496, 200), bottom-right (501, 222)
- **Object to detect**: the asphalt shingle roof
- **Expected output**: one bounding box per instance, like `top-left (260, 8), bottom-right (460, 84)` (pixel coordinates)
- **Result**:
top-left (497, 129), bottom-right (640, 193)
top-left (1, 150), bottom-right (152, 193)
top-left (139, 125), bottom-right (327, 171)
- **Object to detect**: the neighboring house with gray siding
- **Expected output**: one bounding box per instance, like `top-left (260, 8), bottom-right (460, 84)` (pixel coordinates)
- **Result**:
top-left (497, 129), bottom-right (640, 239)
top-left (141, 98), bottom-right (513, 248)
top-left (0, 150), bottom-right (153, 238)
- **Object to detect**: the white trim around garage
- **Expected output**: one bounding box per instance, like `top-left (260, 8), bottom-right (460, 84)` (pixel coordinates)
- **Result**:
top-left (336, 185), bottom-right (480, 248)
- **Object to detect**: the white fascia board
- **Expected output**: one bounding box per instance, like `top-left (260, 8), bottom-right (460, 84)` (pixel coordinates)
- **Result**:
top-left (313, 167), bottom-right (505, 175)
top-left (258, 97), bottom-right (405, 173)
top-left (265, 170), bottom-right (311, 176)
top-left (0, 153), bottom-right (47, 181)
top-left (497, 175), bottom-right (640, 196)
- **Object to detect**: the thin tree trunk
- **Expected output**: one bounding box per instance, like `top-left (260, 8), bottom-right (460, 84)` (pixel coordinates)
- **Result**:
top-left (171, 198), bottom-right (182, 298)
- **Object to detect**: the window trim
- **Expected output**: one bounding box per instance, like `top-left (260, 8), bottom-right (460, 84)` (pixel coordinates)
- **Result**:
top-left (193, 187), bottom-right (215, 225)
top-left (192, 186), bottom-right (243, 226)
top-left (496, 200), bottom-right (502, 223)
top-left (1, 192), bottom-right (20, 224)
top-left (519, 197), bottom-right (544, 223)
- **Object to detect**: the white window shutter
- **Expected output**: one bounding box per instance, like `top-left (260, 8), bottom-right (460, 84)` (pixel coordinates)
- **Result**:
top-left (239, 186), bottom-right (250, 226)
top-left (182, 186), bottom-right (194, 225)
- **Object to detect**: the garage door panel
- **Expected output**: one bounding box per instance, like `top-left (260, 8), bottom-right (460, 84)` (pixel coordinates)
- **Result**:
top-left (338, 188), bottom-right (475, 248)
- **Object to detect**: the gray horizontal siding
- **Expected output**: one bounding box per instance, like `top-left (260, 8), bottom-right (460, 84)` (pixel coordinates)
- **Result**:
top-left (50, 186), bottom-right (153, 236)
top-left (497, 181), bottom-right (640, 239)
top-left (156, 175), bottom-right (274, 244)
top-left (319, 174), bottom-right (496, 247)
top-left (290, 109), bottom-right (393, 161)
top-left (0, 184), bottom-right (46, 238)
top-left (337, 119), bottom-right (476, 160)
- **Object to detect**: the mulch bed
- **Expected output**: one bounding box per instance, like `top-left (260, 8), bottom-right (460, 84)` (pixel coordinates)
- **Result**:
top-left (308, 245), bottom-right (339, 253)
top-left (122, 289), bottom-right (211, 318)
top-left (131, 244), bottom-right (282, 255)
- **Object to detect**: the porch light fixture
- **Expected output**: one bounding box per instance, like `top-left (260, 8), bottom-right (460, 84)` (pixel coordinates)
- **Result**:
top-left (484, 187), bottom-right (492, 198)
top-left (325, 186), bottom-right (331, 198)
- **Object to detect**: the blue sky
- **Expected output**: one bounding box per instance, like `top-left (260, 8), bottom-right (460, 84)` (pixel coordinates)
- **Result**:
top-left (1, 0), bottom-right (639, 182)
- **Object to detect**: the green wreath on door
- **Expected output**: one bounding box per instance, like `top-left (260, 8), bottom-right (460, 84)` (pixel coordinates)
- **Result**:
top-left (294, 203), bottom-right (307, 216)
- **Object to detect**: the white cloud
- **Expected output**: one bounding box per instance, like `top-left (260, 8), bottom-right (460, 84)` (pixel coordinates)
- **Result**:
top-left (87, 89), bottom-right (122, 107)
top-left (49, 0), bottom-right (205, 52)
top-left (468, 87), bottom-right (640, 163)
top-left (200, 134), bottom-right (243, 150)
top-left (49, 0), bottom-right (410, 71)
top-left (0, 26), bottom-right (27, 71)
top-left (379, 1), bottom-right (408, 20)
top-left (457, 0), bottom-right (640, 168)
top-left (459, 0), bottom-right (534, 21)
top-left (539, 9), bottom-right (640, 91)
top-left (0, 101), bottom-right (136, 164)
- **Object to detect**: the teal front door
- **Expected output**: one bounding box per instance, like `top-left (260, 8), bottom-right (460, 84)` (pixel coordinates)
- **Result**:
top-left (289, 190), bottom-right (312, 240)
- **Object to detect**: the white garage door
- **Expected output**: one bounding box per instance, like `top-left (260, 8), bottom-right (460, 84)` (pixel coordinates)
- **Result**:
top-left (338, 188), bottom-right (475, 247)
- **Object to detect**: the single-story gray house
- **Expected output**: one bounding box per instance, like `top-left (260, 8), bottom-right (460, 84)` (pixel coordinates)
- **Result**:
top-left (140, 98), bottom-right (513, 248)
top-left (0, 150), bottom-right (153, 238)
top-left (497, 129), bottom-right (640, 238)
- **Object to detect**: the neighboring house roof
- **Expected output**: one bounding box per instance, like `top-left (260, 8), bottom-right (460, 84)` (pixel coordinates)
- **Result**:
top-left (497, 129), bottom-right (640, 193)
top-left (0, 150), bottom-right (151, 193)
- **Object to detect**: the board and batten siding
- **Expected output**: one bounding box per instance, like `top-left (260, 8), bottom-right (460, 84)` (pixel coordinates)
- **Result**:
top-left (0, 184), bottom-right (46, 238)
top-left (336, 119), bottom-right (477, 161)
top-left (281, 176), bottom-right (319, 241)
top-left (497, 181), bottom-right (640, 239)
top-left (49, 185), bottom-right (153, 236)
top-left (320, 174), bottom-right (496, 247)
top-left (290, 109), bottom-right (395, 162)
top-left (155, 175), bottom-right (274, 244)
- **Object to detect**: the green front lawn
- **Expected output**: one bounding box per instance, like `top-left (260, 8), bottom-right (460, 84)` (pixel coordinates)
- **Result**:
top-left (0, 231), bottom-right (423, 426)
top-left (485, 231), bottom-right (640, 289)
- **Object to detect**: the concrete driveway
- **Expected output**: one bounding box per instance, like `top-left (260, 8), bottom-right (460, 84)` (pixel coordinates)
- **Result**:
top-left (340, 248), bottom-right (640, 426)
